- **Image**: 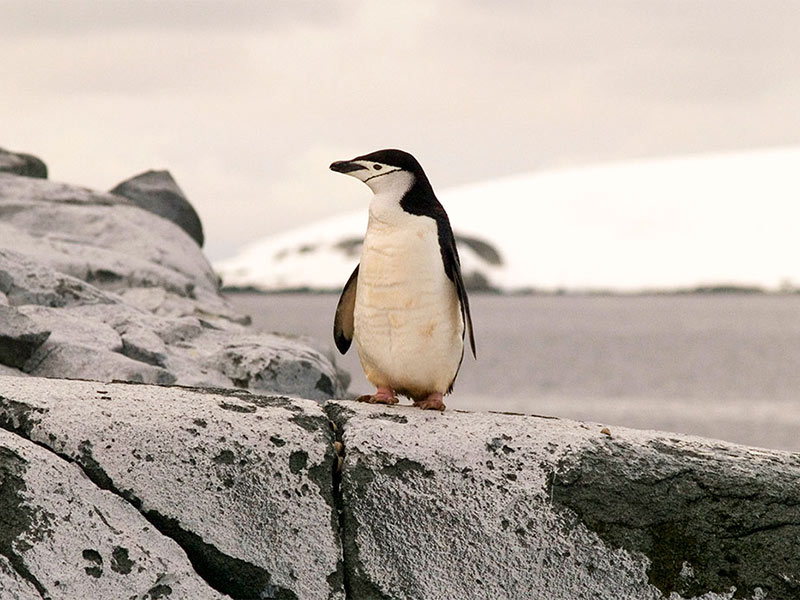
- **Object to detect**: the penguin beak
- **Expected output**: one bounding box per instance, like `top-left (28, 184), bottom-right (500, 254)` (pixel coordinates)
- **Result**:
top-left (330, 160), bottom-right (367, 174)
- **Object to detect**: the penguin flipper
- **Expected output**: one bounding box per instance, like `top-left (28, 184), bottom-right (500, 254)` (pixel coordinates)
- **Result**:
top-left (334, 264), bottom-right (359, 354)
top-left (452, 260), bottom-right (476, 359)
top-left (440, 233), bottom-right (476, 359)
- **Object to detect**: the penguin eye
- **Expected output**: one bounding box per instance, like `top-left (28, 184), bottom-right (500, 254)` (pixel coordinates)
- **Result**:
top-left (373, 164), bottom-right (382, 170)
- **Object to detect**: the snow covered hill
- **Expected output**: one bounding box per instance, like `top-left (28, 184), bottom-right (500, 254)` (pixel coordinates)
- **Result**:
top-left (214, 147), bottom-right (800, 293)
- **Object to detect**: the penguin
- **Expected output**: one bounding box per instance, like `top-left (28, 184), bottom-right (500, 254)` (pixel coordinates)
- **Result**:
top-left (330, 149), bottom-right (475, 411)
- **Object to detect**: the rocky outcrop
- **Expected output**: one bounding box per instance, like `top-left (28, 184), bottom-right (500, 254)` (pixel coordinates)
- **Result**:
top-left (327, 402), bottom-right (800, 600)
top-left (110, 170), bottom-right (205, 247)
top-left (0, 148), bottom-right (47, 179)
top-left (0, 376), bottom-right (343, 600)
top-left (1, 376), bottom-right (797, 600)
top-left (0, 167), bottom-right (347, 400)
top-left (0, 429), bottom-right (227, 600)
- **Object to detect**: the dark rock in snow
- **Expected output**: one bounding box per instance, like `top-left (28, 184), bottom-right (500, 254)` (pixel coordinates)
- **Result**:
top-left (110, 170), bottom-right (205, 247)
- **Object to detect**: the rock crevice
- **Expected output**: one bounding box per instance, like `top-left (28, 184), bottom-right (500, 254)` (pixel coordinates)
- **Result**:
top-left (0, 395), bottom-right (266, 599)
top-left (0, 378), bottom-right (344, 600)
top-left (2, 381), bottom-right (800, 599)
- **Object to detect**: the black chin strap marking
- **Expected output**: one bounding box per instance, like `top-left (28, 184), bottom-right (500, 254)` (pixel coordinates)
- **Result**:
top-left (364, 168), bottom-right (402, 182)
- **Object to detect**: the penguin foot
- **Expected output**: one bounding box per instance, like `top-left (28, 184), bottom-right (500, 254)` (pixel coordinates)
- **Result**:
top-left (413, 393), bottom-right (446, 411)
top-left (356, 387), bottom-right (398, 405)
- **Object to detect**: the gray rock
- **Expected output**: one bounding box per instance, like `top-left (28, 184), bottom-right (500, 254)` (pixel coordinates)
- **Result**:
top-left (111, 170), bottom-right (205, 247)
top-left (0, 171), bottom-right (121, 206)
top-left (24, 343), bottom-right (177, 385)
top-left (1, 375), bottom-right (797, 600)
top-left (0, 364), bottom-right (27, 377)
top-left (119, 325), bottom-right (169, 366)
top-left (326, 400), bottom-right (800, 600)
top-left (0, 376), bottom-right (344, 600)
top-left (0, 249), bottom-right (346, 395)
top-left (0, 430), bottom-right (227, 600)
top-left (0, 171), bottom-right (347, 399)
top-left (0, 249), bottom-right (117, 308)
top-left (210, 334), bottom-right (345, 401)
top-left (0, 554), bottom-right (41, 600)
top-left (154, 315), bottom-right (205, 344)
top-left (0, 306), bottom-right (51, 368)
top-left (17, 305), bottom-right (122, 352)
top-left (118, 285), bottom-right (247, 327)
top-left (0, 174), bottom-right (218, 297)
top-left (0, 147), bottom-right (47, 178)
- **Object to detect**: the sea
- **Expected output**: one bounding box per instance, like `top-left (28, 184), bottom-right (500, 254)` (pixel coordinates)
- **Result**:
top-left (226, 292), bottom-right (800, 453)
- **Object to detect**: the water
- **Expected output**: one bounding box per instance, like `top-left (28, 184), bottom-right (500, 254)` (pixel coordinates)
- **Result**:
top-left (226, 293), bottom-right (800, 452)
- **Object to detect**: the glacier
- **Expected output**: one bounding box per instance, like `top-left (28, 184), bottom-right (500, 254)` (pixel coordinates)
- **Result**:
top-left (214, 146), bottom-right (800, 293)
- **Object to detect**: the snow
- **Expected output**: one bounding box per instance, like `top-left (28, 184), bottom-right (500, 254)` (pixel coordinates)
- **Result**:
top-left (214, 147), bottom-right (800, 292)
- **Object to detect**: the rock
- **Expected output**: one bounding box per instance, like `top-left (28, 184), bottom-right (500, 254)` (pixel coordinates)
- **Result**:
top-left (24, 343), bottom-right (177, 385)
top-left (1, 375), bottom-right (798, 600)
top-left (118, 325), bottom-right (169, 366)
top-left (16, 305), bottom-right (122, 351)
top-left (0, 429), bottom-right (228, 599)
top-left (0, 306), bottom-right (50, 368)
top-left (0, 249), bottom-right (117, 308)
top-left (110, 170), bottom-right (204, 247)
top-left (0, 553), bottom-right (42, 600)
top-left (154, 315), bottom-right (204, 344)
top-left (210, 334), bottom-right (344, 401)
top-left (0, 170), bottom-right (348, 398)
top-left (0, 174), bottom-right (218, 297)
top-left (117, 285), bottom-right (247, 328)
top-left (0, 364), bottom-right (27, 377)
top-left (0, 148), bottom-right (47, 179)
top-left (0, 249), bottom-right (347, 395)
top-left (0, 376), bottom-right (344, 600)
top-left (326, 400), bottom-right (800, 600)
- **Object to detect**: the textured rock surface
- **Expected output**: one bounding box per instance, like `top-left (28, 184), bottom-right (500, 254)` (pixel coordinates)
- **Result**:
top-left (0, 168), bottom-right (348, 400)
top-left (326, 401), bottom-right (800, 600)
top-left (110, 170), bottom-right (205, 247)
top-left (0, 173), bottom-right (217, 298)
top-left (0, 364), bottom-right (26, 378)
top-left (1, 377), bottom-right (797, 599)
top-left (0, 148), bottom-right (47, 179)
top-left (0, 376), bottom-right (344, 600)
top-left (0, 306), bottom-right (50, 368)
top-left (0, 430), bottom-right (227, 600)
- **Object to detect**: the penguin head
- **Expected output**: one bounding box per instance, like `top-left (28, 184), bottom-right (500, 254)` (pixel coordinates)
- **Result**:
top-left (330, 149), bottom-right (427, 196)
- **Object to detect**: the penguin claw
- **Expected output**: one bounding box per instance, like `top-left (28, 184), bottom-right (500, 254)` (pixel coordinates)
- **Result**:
top-left (413, 393), bottom-right (446, 411)
top-left (356, 388), bottom-right (398, 405)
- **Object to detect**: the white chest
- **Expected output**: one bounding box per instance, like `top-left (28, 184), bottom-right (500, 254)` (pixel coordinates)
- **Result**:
top-left (353, 197), bottom-right (464, 395)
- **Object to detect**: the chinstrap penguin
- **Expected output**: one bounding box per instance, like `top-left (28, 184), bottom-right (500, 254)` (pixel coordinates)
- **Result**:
top-left (330, 149), bottom-right (476, 411)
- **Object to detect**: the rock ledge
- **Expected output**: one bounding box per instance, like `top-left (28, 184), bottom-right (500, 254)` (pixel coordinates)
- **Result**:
top-left (1, 377), bottom-right (798, 600)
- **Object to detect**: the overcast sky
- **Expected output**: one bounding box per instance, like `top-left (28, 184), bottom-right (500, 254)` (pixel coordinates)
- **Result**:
top-left (3, 0), bottom-right (800, 260)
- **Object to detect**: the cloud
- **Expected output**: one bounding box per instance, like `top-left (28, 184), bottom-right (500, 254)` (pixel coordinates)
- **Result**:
top-left (2, 0), bottom-right (800, 261)
top-left (0, 0), bottom-right (349, 38)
